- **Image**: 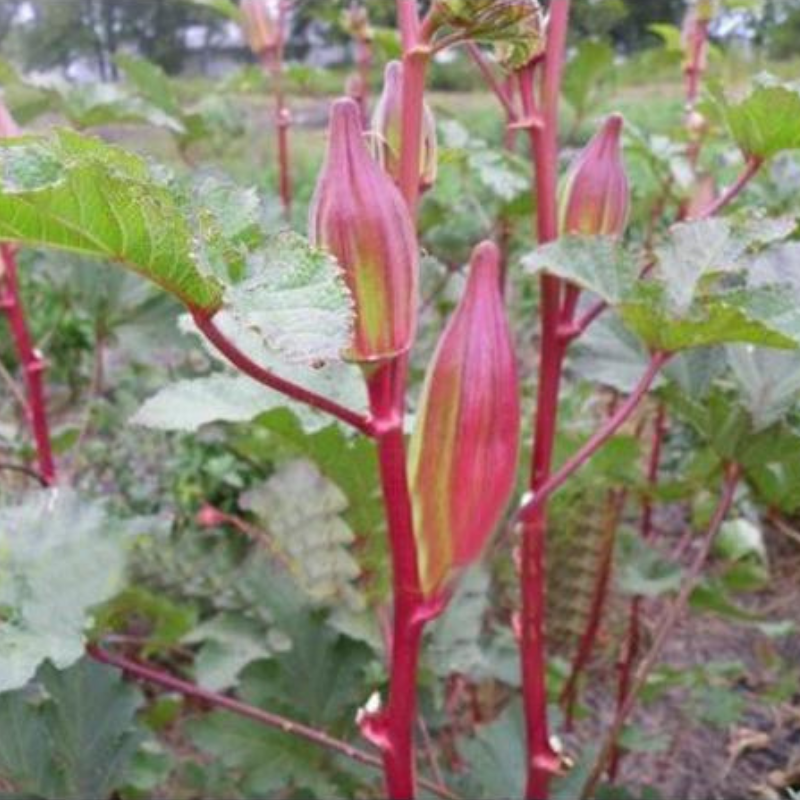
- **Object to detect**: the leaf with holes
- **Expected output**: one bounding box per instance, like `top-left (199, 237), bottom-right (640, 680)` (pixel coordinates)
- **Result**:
top-left (225, 232), bottom-right (354, 363)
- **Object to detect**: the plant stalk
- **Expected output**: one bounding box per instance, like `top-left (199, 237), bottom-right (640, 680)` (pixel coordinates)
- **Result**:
top-left (515, 5), bottom-right (571, 796)
top-left (87, 644), bottom-right (458, 800)
top-left (579, 462), bottom-right (741, 798)
top-left (364, 7), bottom-right (433, 796)
top-left (519, 352), bottom-right (669, 525)
top-left (365, 362), bottom-right (429, 800)
top-left (191, 310), bottom-right (375, 436)
top-left (261, 0), bottom-right (292, 219)
top-left (0, 244), bottom-right (56, 484)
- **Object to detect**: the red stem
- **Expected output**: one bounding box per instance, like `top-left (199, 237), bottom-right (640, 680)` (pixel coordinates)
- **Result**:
top-left (365, 362), bottom-right (431, 800)
top-left (466, 43), bottom-right (518, 121)
top-left (0, 244), bottom-right (56, 484)
top-left (698, 156), bottom-right (763, 218)
top-left (364, 8), bottom-right (432, 796)
top-left (87, 644), bottom-right (458, 800)
top-left (516, 5), bottom-right (571, 797)
top-left (519, 352), bottom-right (669, 526)
top-left (261, 5), bottom-right (292, 220)
top-left (579, 463), bottom-right (742, 799)
top-left (684, 18), bottom-right (709, 109)
top-left (191, 310), bottom-right (375, 437)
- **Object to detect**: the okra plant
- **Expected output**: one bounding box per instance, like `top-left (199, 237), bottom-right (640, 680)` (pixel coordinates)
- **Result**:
top-left (1, 0), bottom-right (799, 799)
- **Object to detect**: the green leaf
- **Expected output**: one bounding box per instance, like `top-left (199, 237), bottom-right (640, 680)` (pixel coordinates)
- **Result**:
top-left (571, 313), bottom-right (653, 393)
top-left (615, 529), bottom-right (683, 598)
top-left (114, 54), bottom-right (182, 120)
top-left (225, 232), bottom-right (354, 363)
top-left (708, 74), bottom-right (800, 160)
top-left (727, 345), bottom-right (800, 430)
top-left (58, 83), bottom-right (185, 133)
top-left (715, 518), bottom-right (768, 564)
top-left (563, 39), bottom-right (616, 119)
top-left (438, 1), bottom-right (545, 69)
top-left (523, 236), bottom-right (638, 305)
top-left (655, 216), bottom-right (794, 313)
top-left (0, 658), bottom-right (143, 800)
top-left (177, 0), bottom-right (243, 22)
top-left (0, 130), bottom-right (224, 310)
top-left (238, 620), bottom-right (370, 728)
top-left (239, 459), bottom-right (365, 613)
top-left (186, 712), bottom-right (349, 798)
top-left (620, 284), bottom-right (799, 351)
top-left (439, 119), bottom-right (529, 202)
top-left (747, 446), bottom-right (800, 514)
top-left (184, 612), bottom-right (291, 692)
top-left (247, 411), bottom-right (388, 610)
top-left (749, 241), bottom-right (800, 294)
top-left (427, 567), bottom-right (518, 685)
top-left (134, 311), bottom-right (367, 434)
top-left (0, 490), bottom-right (129, 693)
top-left (459, 702), bottom-right (526, 800)
top-left (0, 132), bottom-right (355, 362)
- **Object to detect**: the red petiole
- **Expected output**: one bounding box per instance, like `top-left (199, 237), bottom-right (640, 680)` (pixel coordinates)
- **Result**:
top-left (0, 244), bottom-right (56, 485)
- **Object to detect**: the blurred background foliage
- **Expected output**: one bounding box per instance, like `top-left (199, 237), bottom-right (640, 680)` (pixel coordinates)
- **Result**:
top-left (0, 0), bottom-right (796, 81)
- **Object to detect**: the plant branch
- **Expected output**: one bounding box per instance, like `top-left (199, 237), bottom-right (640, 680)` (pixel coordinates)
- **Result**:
top-left (0, 244), bottom-right (56, 484)
top-left (0, 460), bottom-right (48, 486)
top-left (578, 462), bottom-right (742, 799)
top-left (519, 351), bottom-right (670, 525)
top-left (87, 644), bottom-right (459, 800)
top-left (259, 3), bottom-right (292, 219)
top-left (697, 156), bottom-right (764, 219)
top-left (363, 361), bottom-right (436, 800)
top-left (191, 310), bottom-right (376, 437)
top-left (465, 42), bottom-right (518, 121)
top-left (517, 4), bottom-right (572, 797)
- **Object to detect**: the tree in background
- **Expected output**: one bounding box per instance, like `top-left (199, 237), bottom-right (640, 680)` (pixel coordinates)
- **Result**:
top-left (3, 0), bottom-right (231, 77)
top-left (762, 0), bottom-right (800, 58)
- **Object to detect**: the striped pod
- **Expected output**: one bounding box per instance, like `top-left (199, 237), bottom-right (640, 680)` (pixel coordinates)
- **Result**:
top-left (559, 114), bottom-right (630, 238)
top-left (409, 241), bottom-right (520, 597)
top-left (309, 98), bottom-right (419, 363)
top-left (371, 61), bottom-right (438, 192)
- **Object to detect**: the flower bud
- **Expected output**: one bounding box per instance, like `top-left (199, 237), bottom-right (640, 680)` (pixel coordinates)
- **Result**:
top-left (559, 114), bottom-right (629, 238)
top-left (309, 98), bottom-right (419, 363)
top-left (241, 0), bottom-right (280, 55)
top-left (408, 241), bottom-right (520, 597)
top-left (370, 61), bottom-right (438, 193)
